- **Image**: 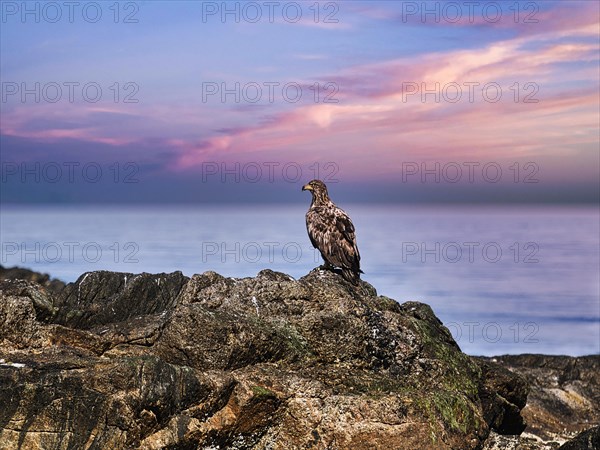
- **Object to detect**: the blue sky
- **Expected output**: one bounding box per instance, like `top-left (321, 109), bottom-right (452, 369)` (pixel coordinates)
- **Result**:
top-left (1, 1), bottom-right (598, 203)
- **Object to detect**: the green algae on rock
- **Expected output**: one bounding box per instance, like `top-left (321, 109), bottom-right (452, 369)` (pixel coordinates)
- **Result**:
top-left (1, 267), bottom-right (529, 449)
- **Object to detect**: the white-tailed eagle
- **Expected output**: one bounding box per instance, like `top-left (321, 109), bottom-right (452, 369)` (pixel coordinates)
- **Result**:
top-left (302, 179), bottom-right (363, 285)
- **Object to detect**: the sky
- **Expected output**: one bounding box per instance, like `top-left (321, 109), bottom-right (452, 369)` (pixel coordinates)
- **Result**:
top-left (0, 0), bottom-right (599, 204)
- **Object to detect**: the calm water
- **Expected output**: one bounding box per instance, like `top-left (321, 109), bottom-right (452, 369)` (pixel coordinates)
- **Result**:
top-left (1, 204), bottom-right (598, 356)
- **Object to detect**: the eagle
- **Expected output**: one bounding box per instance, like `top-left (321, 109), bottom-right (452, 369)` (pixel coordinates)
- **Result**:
top-left (302, 179), bottom-right (363, 285)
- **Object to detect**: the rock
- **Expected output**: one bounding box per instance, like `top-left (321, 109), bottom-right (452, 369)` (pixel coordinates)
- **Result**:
top-left (0, 267), bottom-right (532, 449)
top-left (0, 281), bottom-right (46, 349)
top-left (0, 275), bottom-right (59, 323)
top-left (0, 265), bottom-right (65, 293)
top-left (476, 359), bottom-right (528, 435)
top-left (486, 355), bottom-right (599, 441)
top-left (482, 430), bottom-right (558, 450)
top-left (558, 426), bottom-right (600, 450)
top-left (51, 270), bottom-right (189, 329)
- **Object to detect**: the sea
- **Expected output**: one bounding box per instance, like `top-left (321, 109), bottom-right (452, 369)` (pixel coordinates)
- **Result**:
top-left (1, 204), bottom-right (598, 357)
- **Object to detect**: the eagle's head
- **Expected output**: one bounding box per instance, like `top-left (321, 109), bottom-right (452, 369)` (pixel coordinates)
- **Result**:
top-left (302, 179), bottom-right (330, 205)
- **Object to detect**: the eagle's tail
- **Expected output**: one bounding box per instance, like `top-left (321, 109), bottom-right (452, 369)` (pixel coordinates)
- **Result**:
top-left (342, 268), bottom-right (361, 286)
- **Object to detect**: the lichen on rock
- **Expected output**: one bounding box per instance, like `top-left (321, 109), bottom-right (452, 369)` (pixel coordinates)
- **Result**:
top-left (0, 266), bottom-right (564, 449)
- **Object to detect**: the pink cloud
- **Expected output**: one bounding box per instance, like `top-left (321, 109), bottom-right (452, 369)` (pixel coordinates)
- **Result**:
top-left (0, 103), bottom-right (141, 146)
top-left (2, 1), bottom-right (597, 187)
top-left (168, 7), bottom-right (599, 180)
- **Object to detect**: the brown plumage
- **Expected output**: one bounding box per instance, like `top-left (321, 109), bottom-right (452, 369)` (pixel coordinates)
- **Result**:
top-left (302, 179), bottom-right (363, 285)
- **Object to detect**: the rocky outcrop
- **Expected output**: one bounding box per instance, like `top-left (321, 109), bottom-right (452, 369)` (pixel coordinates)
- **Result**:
top-left (481, 355), bottom-right (600, 450)
top-left (0, 266), bottom-right (581, 449)
top-left (0, 265), bottom-right (65, 293)
top-left (558, 426), bottom-right (600, 450)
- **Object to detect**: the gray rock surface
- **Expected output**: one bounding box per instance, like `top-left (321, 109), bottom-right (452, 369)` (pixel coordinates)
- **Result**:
top-left (0, 267), bottom-right (595, 449)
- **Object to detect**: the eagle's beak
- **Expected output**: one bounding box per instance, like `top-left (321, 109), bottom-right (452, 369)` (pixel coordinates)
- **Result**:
top-left (302, 184), bottom-right (312, 191)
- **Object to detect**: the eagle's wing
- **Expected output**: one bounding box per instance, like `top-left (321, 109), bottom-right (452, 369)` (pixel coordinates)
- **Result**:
top-left (306, 208), bottom-right (326, 254)
top-left (306, 205), bottom-right (361, 273)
